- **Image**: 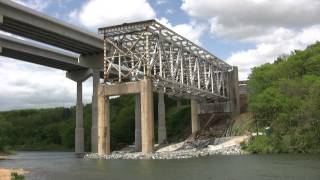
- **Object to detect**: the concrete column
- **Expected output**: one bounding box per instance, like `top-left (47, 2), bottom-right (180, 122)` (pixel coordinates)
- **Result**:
top-left (191, 99), bottom-right (200, 133)
top-left (97, 85), bottom-right (110, 155)
top-left (158, 91), bottom-right (167, 144)
top-left (135, 94), bottom-right (142, 151)
top-left (177, 99), bottom-right (182, 111)
top-left (75, 81), bottom-right (84, 155)
top-left (140, 78), bottom-right (154, 153)
top-left (105, 97), bottom-right (110, 154)
top-left (91, 69), bottom-right (99, 153)
top-left (66, 69), bottom-right (91, 155)
top-left (230, 66), bottom-right (240, 116)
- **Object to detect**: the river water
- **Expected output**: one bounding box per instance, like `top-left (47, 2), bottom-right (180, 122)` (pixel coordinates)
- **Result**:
top-left (0, 152), bottom-right (319, 180)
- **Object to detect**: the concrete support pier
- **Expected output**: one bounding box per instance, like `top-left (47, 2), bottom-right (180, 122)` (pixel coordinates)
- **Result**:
top-left (191, 99), bottom-right (200, 133)
top-left (177, 99), bottom-right (182, 111)
top-left (66, 69), bottom-right (91, 155)
top-left (75, 81), bottom-right (84, 155)
top-left (140, 78), bottom-right (154, 153)
top-left (158, 91), bottom-right (167, 144)
top-left (96, 79), bottom-right (155, 155)
top-left (135, 94), bottom-right (142, 151)
top-left (91, 69), bottom-right (99, 153)
top-left (230, 66), bottom-right (240, 116)
top-left (97, 85), bottom-right (110, 155)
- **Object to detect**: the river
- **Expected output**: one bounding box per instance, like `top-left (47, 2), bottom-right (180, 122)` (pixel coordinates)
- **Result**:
top-left (0, 152), bottom-right (319, 180)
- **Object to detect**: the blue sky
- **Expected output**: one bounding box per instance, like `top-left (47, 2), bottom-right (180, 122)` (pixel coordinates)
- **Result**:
top-left (41, 0), bottom-right (254, 60)
top-left (0, 0), bottom-right (320, 110)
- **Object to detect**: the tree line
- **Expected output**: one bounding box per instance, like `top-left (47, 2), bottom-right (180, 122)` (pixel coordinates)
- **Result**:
top-left (244, 42), bottom-right (320, 153)
top-left (0, 95), bottom-right (191, 153)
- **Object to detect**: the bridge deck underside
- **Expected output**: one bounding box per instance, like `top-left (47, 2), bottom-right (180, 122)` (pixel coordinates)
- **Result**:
top-left (1, 48), bottom-right (84, 71)
top-left (0, 0), bottom-right (103, 55)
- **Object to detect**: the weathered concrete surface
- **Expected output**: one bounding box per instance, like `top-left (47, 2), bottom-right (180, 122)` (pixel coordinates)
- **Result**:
top-left (191, 99), bottom-right (200, 133)
top-left (140, 78), bottom-right (154, 153)
top-left (97, 85), bottom-right (111, 155)
top-left (135, 94), bottom-right (141, 151)
top-left (66, 69), bottom-right (91, 155)
top-left (104, 81), bottom-right (141, 96)
top-left (91, 69), bottom-right (99, 153)
top-left (75, 81), bottom-right (84, 154)
top-left (105, 97), bottom-right (111, 154)
top-left (158, 91), bottom-right (167, 144)
top-left (230, 66), bottom-right (240, 116)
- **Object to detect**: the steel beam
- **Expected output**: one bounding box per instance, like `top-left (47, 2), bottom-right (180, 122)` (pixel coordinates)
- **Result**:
top-left (99, 20), bottom-right (232, 101)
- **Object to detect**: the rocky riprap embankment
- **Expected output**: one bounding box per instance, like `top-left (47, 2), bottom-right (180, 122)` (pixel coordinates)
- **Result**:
top-left (84, 136), bottom-right (248, 160)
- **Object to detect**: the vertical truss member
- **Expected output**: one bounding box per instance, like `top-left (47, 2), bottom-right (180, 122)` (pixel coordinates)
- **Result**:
top-left (99, 20), bottom-right (232, 101)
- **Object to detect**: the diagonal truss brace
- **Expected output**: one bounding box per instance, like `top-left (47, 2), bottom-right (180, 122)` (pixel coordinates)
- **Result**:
top-left (99, 20), bottom-right (233, 101)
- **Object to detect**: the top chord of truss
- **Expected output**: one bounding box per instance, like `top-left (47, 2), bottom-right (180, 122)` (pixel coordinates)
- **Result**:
top-left (98, 20), bottom-right (230, 68)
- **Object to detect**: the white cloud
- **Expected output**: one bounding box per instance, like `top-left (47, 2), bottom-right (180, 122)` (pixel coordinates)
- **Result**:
top-left (182, 0), bottom-right (320, 40)
top-left (181, 0), bottom-right (320, 80)
top-left (13, 0), bottom-right (51, 12)
top-left (227, 25), bottom-right (320, 80)
top-left (0, 57), bottom-right (92, 111)
top-left (69, 0), bottom-right (156, 28)
top-left (158, 17), bottom-right (206, 45)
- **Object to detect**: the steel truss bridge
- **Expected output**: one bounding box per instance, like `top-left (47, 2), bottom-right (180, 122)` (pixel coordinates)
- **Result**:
top-left (99, 20), bottom-right (233, 101)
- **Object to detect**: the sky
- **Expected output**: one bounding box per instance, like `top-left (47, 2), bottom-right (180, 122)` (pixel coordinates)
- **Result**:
top-left (1, 0), bottom-right (320, 111)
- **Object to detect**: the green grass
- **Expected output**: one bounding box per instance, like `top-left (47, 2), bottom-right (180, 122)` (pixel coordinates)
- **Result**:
top-left (11, 172), bottom-right (25, 180)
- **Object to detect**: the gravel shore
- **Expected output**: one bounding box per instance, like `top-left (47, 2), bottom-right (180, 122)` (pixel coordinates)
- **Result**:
top-left (85, 136), bottom-right (248, 160)
top-left (0, 168), bottom-right (28, 180)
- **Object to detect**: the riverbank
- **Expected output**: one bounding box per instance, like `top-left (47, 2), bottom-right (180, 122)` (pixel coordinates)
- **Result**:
top-left (85, 136), bottom-right (249, 160)
top-left (0, 155), bottom-right (8, 160)
top-left (0, 168), bottom-right (28, 180)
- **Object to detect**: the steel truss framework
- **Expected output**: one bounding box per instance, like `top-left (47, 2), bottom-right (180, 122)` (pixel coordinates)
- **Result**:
top-left (99, 20), bottom-right (233, 101)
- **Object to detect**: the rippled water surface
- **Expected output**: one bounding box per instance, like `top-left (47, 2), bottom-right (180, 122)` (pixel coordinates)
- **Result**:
top-left (1, 152), bottom-right (320, 180)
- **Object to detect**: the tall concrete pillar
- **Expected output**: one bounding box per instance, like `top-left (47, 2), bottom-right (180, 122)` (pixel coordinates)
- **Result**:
top-left (158, 91), bottom-right (167, 144)
top-left (135, 94), bottom-right (142, 151)
top-left (230, 66), bottom-right (240, 116)
top-left (75, 81), bottom-right (84, 155)
top-left (91, 69), bottom-right (99, 153)
top-left (105, 97), bottom-right (110, 154)
top-left (97, 85), bottom-right (105, 155)
top-left (191, 99), bottom-right (200, 133)
top-left (97, 85), bottom-right (110, 155)
top-left (66, 69), bottom-right (91, 155)
top-left (140, 78), bottom-right (154, 153)
top-left (177, 99), bottom-right (182, 111)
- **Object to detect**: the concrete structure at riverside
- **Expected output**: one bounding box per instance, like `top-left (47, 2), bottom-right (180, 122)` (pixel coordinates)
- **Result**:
top-left (0, 0), bottom-right (240, 155)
